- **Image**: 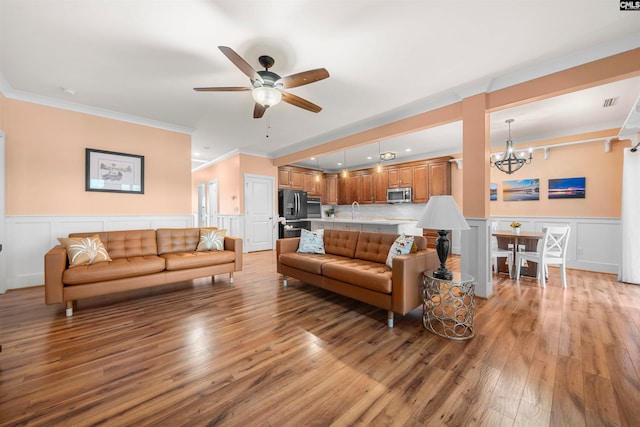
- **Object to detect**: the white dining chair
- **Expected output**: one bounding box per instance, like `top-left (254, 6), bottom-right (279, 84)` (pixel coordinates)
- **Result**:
top-left (515, 226), bottom-right (571, 288)
top-left (490, 222), bottom-right (513, 278)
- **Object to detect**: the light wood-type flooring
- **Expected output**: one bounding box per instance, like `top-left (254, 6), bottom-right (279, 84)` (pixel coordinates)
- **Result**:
top-left (1, 251), bottom-right (640, 426)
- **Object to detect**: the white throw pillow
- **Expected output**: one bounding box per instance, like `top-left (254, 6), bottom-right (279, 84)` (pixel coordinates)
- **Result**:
top-left (297, 229), bottom-right (325, 254)
top-left (196, 229), bottom-right (226, 251)
top-left (386, 233), bottom-right (415, 267)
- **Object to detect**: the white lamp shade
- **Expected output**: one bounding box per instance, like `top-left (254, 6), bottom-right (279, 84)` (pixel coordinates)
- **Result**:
top-left (416, 195), bottom-right (470, 231)
top-left (252, 86), bottom-right (282, 107)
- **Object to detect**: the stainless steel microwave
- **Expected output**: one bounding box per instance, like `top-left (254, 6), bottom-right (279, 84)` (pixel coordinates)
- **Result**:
top-left (387, 187), bottom-right (412, 203)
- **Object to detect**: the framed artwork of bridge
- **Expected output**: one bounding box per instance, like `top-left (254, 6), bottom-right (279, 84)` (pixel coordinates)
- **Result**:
top-left (85, 148), bottom-right (145, 194)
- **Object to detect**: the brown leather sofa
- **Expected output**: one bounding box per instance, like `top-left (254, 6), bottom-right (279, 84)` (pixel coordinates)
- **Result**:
top-left (276, 229), bottom-right (438, 327)
top-left (45, 228), bottom-right (243, 316)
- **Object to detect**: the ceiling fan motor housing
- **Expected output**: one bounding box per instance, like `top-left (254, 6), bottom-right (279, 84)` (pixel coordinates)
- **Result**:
top-left (255, 70), bottom-right (282, 89)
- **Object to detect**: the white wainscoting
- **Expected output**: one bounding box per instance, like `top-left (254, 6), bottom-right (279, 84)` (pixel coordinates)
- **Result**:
top-left (490, 216), bottom-right (621, 275)
top-left (214, 215), bottom-right (244, 248)
top-left (4, 214), bottom-right (194, 291)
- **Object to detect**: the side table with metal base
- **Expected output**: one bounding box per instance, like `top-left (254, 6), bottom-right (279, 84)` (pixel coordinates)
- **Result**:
top-left (422, 270), bottom-right (475, 340)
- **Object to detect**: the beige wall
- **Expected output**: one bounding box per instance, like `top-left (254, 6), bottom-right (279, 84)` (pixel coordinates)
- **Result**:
top-left (4, 98), bottom-right (191, 215)
top-left (191, 153), bottom-right (277, 215)
top-left (451, 138), bottom-right (629, 218)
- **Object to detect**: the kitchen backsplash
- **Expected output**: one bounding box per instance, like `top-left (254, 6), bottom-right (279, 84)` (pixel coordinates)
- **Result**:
top-left (325, 203), bottom-right (427, 220)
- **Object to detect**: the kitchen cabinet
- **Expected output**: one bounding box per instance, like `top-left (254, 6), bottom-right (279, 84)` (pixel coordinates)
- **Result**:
top-left (278, 167), bottom-right (304, 190)
top-left (428, 160), bottom-right (450, 197)
top-left (388, 166), bottom-right (412, 188)
top-left (324, 173), bottom-right (338, 205)
top-left (338, 174), bottom-right (350, 205)
top-left (304, 172), bottom-right (323, 197)
top-left (412, 164), bottom-right (429, 203)
top-left (360, 171), bottom-right (375, 204)
top-left (374, 170), bottom-right (389, 203)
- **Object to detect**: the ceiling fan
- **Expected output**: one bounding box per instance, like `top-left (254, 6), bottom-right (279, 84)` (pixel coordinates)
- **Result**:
top-left (194, 46), bottom-right (330, 119)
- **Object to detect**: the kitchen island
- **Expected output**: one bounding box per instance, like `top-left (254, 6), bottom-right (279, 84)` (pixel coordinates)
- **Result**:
top-left (309, 218), bottom-right (421, 235)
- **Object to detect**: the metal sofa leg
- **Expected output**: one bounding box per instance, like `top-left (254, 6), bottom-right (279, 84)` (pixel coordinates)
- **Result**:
top-left (283, 275), bottom-right (288, 287)
top-left (229, 272), bottom-right (234, 284)
top-left (387, 311), bottom-right (394, 328)
top-left (65, 301), bottom-right (73, 317)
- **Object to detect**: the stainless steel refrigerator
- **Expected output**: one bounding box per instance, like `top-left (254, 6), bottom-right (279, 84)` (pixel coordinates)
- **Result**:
top-left (278, 189), bottom-right (310, 238)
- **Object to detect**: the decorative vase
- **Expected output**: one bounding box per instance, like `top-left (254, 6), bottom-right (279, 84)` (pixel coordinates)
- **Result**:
top-left (513, 227), bottom-right (521, 235)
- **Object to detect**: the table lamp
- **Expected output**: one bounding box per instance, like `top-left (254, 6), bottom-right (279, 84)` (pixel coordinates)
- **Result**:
top-left (416, 196), bottom-right (470, 280)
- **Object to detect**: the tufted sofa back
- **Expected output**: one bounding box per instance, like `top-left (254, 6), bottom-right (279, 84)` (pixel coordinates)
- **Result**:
top-left (323, 229), bottom-right (359, 258)
top-left (156, 228), bottom-right (200, 254)
top-left (69, 229), bottom-right (158, 259)
top-left (355, 232), bottom-right (402, 264)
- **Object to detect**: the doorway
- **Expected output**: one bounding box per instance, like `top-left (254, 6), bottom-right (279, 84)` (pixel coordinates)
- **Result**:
top-left (197, 183), bottom-right (206, 227)
top-left (208, 179), bottom-right (219, 228)
top-left (244, 174), bottom-right (275, 252)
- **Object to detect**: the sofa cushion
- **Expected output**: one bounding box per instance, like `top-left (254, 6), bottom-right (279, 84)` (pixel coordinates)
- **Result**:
top-left (354, 232), bottom-right (401, 264)
top-left (322, 258), bottom-right (392, 293)
top-left (157, 228), bottom-right (200, 254)
top-left (62, 256), bottom-right (166, 285)
top-left (297, 229), bottom-right (325, 254)
top-left (196, 229), bottom-right (226, 252)
top-left (161, 250), bottom-right (235, 271)
top-left (385, 233), bottom-right (415, 267)
top-left (279, 252), bottom-right (348, 275)
top-left (57, 234), bottom-right (112, 267)
top-left (70, 229), bottom-right (158, 259)
top-left (323, 229), bottom-right (359, 258)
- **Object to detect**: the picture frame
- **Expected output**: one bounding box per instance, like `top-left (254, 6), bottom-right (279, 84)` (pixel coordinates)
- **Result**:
top-left (503, 178), bottom-right (539, 201)
top-left (85, 148), bottom-right (144, 194)
top-left (548, 177), bottom-right (585, 199)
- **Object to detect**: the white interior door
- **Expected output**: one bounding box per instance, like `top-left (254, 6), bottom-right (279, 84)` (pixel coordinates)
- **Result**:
top-left (0, 131), bottom-right (6, 293)
top-left (208, 179), bottom-right (219, 228)
top-left (244, 174), bottom-right (274, 252)
top-left (197, 183), bottom-right (206, 228)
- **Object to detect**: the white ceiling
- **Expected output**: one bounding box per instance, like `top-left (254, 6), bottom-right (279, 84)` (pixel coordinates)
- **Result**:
top-left (1, 1), bottom-right (639, 172)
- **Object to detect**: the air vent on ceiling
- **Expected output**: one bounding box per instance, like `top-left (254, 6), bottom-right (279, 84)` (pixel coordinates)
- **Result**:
top-left (602, 97), bottom-right (619, 108)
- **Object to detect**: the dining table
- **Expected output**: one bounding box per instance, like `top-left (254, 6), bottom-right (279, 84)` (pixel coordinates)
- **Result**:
top-left (492, 230), bottom-right (545, 278)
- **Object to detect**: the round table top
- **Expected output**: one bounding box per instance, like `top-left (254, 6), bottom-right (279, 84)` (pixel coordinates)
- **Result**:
top-left (423, 270), bottom-right (474, 283)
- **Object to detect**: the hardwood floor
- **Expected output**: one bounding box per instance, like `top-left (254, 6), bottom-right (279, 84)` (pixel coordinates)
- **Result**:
top-left (1, 251), bottom-right (640, 426)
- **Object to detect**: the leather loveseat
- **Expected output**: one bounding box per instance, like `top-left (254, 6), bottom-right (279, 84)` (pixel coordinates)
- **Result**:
top-left (45, 228), bottom-right (243, 316)
top-left (276, 229), bottom-right (438, 327)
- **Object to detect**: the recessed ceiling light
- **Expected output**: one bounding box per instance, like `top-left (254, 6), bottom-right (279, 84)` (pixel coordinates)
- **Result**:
top-left (405, 148), bottom-right (412, 152)
top-left (337, 162), bottom-right (343, 166)
top-left (366, 156), bottom-right (372, 160)
top-left (310, 157), bottom-right (316, 160)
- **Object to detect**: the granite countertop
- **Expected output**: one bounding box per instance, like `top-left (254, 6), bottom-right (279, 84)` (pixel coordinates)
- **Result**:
top-left (306, 217), bottom-right (418, 225)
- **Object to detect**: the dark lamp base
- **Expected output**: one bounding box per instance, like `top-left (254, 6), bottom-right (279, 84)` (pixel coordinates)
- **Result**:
top-left (434, 229), bottom-right (452, 280)
top-left (433, 267), bottom-right (453, 280)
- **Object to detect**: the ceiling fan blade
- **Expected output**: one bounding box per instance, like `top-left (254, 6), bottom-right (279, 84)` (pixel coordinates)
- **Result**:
top-left (278, 68), bottom-right (330, 89)
top-left (253, 103), bottom-right (267, 119)
top-left (281, 91), bottom-right (322, 113)
top-left (194, 87), bottom-right (250, 92)
top-left (218, 46), bottom-right (262, 83)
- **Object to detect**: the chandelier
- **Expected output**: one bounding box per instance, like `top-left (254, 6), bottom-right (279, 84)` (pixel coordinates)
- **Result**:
top-left (490, 119), bottom-right (532, 174)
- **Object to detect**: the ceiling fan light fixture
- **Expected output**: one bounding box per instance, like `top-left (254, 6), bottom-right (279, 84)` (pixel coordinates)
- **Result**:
top-left (252, 86), bottom-right (282, 107)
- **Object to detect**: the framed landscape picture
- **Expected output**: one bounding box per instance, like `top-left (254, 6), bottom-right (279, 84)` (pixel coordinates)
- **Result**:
top-left (548, 177), bottom-right (585, 199)
top-left (503, 179), bottom-right (539, 201)
top-left (85, 148), bottom-right (144, 194)
top-left (490, 182), bottom-right (497, 201)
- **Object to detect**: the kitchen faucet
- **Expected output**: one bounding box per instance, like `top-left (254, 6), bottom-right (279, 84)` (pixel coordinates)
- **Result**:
top-left (351, 201), bottom-right (360, 219)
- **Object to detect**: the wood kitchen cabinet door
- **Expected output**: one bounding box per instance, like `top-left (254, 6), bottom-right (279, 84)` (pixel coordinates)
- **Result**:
top-left (428, 160), bottom-right (450, 197)
top-left (412, 165), bottom-right (429, 203)
top-left (374, 169), bottom-right (389, 203)
top-left (324, 174), bottom-right (338, 205)
top-left (388, 166), bottom-right (412, 188)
